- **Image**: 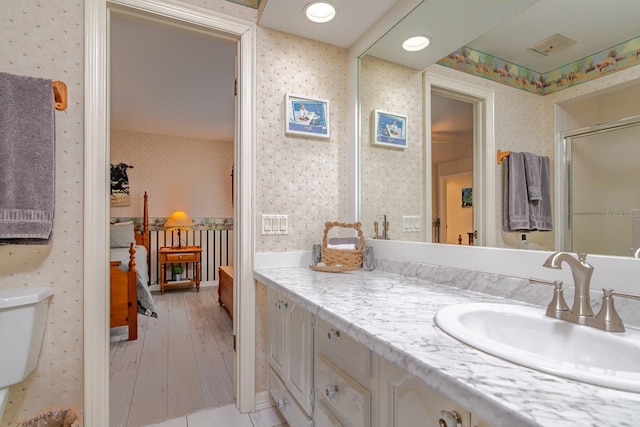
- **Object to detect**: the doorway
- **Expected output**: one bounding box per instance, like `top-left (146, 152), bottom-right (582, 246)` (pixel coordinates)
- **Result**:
top-left (424, 73), bottom-right (496, 247)
top-left (439, 173), bottom-right (474, 244)
top-left (431, 91), bottom-right (474, 245)
top-left (108, 10), bottom-right (237, 426)
top-left (85, 1), bottom-right (256, 426)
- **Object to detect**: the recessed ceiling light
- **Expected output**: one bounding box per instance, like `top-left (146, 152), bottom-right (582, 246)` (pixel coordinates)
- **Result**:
top-left (305, 2), bottom-right (336, 23)
top-left (402, 36), bottom-right (430, 52)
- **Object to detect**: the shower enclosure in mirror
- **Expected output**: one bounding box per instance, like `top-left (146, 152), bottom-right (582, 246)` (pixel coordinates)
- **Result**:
top-left (559, 116), bottom-right (640, 257)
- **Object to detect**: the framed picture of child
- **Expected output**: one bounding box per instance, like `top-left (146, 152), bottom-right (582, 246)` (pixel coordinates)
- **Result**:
top-left (373, 109), bottom-right (407, 149)
top-left (285, 93), bottom-right (330, 138)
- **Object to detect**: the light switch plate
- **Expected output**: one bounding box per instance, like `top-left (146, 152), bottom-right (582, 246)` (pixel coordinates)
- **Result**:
top-left (261, 214), bottom-right (289, 235)
top-left (402, 215), bottom-right (421, 232)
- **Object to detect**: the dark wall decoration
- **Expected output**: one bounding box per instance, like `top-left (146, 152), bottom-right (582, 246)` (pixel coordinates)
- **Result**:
top-left (110, 162), bottom-right (134, 207)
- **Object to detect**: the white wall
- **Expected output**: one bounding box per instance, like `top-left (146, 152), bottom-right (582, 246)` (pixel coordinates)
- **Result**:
top-left (360, 55), bottom-right (424, 241)
top-left (0, 1), bottom-right (84, 423)
top-left (255, 27), bottom-right (350, 254)
top-left (110, 130), bottom-right (234, 219)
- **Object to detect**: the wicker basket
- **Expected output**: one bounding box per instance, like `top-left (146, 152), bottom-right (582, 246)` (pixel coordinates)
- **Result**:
top-left (15, 407), bottom-right (81, 427)
top-left (309, 221), bottom-right (364, 272)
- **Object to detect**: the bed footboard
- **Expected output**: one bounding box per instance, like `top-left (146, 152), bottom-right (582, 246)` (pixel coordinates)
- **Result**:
top-left (110, 243), bottom-right (138, 340)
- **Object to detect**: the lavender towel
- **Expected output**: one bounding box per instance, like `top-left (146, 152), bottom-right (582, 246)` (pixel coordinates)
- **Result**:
top-left (503, 152), bottom-right (530, 231)
top-left (0, 72), bottom-right (55, 242)
top-left (503, 151), bottom-right (552, 232)
top-left (328, 237), bottom-right (359, 246)
top-left (523, 152), bottom-right (542, 201)
top-left (529, 154), bottom-right (553, 231)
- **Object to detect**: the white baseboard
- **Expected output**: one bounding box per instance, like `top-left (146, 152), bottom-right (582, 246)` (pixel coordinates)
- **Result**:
top-left (254, 391), bottom-right (274, 411)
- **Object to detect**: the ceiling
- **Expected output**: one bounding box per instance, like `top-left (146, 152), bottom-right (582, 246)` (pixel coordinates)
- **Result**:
top-left (110, 13), bottom-right (237, 141)
top-left (258, 0), bottom-right (398, 49)
top-left (467, 0), bottom-right (640, 73)
top-left (110, 0), bottom-right (640, 140)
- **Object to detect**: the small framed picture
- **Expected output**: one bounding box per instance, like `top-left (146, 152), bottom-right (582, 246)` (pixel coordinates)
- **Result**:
top-left (462, 187), bottom-right (473, 208)
top-left (285, 93), bottom-right (330, 138)
top-left (373, 109), bottom-right (407, 149)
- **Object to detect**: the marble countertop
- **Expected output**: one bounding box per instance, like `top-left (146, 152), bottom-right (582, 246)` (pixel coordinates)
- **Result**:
top-left (254, 267), bottom-right (640, 427)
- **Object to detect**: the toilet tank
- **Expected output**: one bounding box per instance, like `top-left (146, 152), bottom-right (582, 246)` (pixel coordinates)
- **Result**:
top-left (0, 287), bottom-right (53, 388)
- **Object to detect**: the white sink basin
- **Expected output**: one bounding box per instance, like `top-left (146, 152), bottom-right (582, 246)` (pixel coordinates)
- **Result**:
top-left (434, 303), bottom-right (640, 392)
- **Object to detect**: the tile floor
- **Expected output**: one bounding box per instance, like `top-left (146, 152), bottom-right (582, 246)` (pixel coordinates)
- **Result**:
top-left (142, 404), bottom-right (287, 427)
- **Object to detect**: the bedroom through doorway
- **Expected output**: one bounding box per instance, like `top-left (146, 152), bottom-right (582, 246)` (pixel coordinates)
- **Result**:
top-left (108, 9), bottom-right (238, 427)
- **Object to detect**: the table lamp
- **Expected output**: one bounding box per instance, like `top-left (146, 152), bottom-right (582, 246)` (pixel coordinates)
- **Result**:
top-left (164, 210), bottom-right (193, 248)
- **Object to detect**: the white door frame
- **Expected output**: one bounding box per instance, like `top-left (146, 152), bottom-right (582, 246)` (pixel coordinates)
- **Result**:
top-left (424, 73), bottom-right (495, 247)
top-left (84, 1), bottom-right (256, 425)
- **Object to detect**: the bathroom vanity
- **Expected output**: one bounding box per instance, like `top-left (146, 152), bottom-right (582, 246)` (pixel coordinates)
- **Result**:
top-left (256, 267), bottom-right (640, 427)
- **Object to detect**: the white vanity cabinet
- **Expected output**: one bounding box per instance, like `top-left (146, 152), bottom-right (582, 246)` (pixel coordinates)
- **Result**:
top-left (266, 288), bottom-right (493, 427)
top-left (313, 317), bottom-right (377, 427)
top-left (267, 289), bottom-right (314, 426)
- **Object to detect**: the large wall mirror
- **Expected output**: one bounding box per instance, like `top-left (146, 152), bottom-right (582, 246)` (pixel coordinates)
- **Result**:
top-left (357, 0), bottom-right (640, 258)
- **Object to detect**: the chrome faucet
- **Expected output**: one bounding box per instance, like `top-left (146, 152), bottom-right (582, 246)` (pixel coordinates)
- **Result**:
top-left (543, 252), bottom-right (594, 323)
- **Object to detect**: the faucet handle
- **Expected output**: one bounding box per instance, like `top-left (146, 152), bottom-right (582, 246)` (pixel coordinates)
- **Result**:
top-left (610, 290), bottom-right (640, 301)
top-left (529, 278), bottom-right (570, 319)
top-left (595, 289), bottom-right (625, 332)
top-left (596, 289), bottom-right (640, 332)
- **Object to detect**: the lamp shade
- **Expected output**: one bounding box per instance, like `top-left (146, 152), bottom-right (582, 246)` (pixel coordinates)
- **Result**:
top-left (164, 211), bottom-right (193, 230)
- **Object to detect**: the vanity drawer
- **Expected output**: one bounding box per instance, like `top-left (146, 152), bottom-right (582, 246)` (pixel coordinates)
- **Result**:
top-left (315, 317), bottom-right (372, 379)
top-left (316, 400), bottom-right (344, 427)
top-left (268, 367), bottom-right (313, 427)
top-left (315, 353), bottom-right (371, 427)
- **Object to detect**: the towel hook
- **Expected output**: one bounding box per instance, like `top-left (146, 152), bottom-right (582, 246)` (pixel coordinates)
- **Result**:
top-left (497, 149), bottom-right (510, 164)
top-left (52, 80), bottom-right (67, 111)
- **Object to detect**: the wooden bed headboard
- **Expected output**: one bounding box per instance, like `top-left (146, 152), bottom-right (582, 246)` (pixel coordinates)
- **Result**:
top-left (134, 191), bottom-right (149, 252)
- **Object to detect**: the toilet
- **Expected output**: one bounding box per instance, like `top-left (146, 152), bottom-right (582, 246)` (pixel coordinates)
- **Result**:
top-left (0, 287), bottom-right (54, 421)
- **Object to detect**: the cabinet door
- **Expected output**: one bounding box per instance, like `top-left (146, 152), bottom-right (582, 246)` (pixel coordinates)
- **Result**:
top-left (471, 414), bottom-right (495, 427)
top-left (267, 289), bottom-right (314, 417)
top-left (267, 290), bottom-right (288, 379)
top-left (379, 358), bottom-right (470, 427)
top-left (268, 367), bottom-right (313, 427)
top-left (287, 302), bottom-right (314, 415)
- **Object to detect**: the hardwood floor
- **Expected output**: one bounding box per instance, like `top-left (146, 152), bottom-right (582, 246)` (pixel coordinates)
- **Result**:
top-left (110, 286), bottom-right (234, 427)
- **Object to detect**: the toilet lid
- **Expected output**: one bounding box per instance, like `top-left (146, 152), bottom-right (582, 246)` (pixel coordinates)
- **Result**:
top-left (0, 287), bottom-right (53, 308)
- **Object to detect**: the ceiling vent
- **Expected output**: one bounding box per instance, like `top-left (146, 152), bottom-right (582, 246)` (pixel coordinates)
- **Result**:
top-left (529, 33), bottom-right (576, 56)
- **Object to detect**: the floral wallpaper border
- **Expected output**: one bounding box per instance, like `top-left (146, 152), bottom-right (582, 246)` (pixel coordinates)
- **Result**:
top-left (438, 34), bottom-right (640, 96)
top-left (111, 217), bottom-right (234, 231)
top-left (226, 0), bottom-right (260, 8)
